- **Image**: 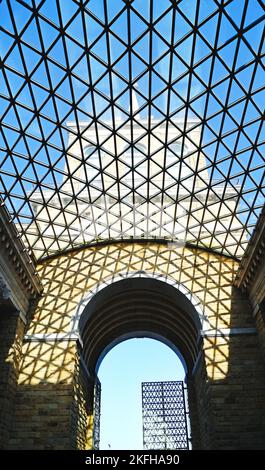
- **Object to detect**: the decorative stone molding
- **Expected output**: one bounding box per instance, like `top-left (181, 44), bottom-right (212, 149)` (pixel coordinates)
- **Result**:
top-left (0, 201), bottom-right (42, 295)
top-left (0, 200), bottom-right (43, 320)
top-left (234, 205), bottom-right (265, 294)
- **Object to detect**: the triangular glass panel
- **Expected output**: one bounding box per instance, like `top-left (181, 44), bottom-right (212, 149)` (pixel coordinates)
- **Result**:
top-left (40, 0), bottom-right (60, 25)
top-left (251, 89), bottom-right (265, 113)
top-left (171, 53), bottom-right (188, 82)
top-left (106, 0), bottom-right (125, 23)
top-left (194, 58), bottom-right (212, 85)
top-left (222, 130), bottom-right (239, 154)
top-left (65, 36), bottom-right (84, 68)
top-left (5, 45), bottom-right (25, 73)
top-left (12, 1), bottom-right (32, 34)
top-left (228, 100), bottom-right (246, 128)
top-left (198, 13), bottom-right (218, 45)
top-left (243, 121), bottom-right (261, 145)
top-left (113, 52), bottom-right (130, 81)
top-left (131, 52), bottom-right (148, 80)
top-left (206, 92), bottom-right (223, 117)
top-left (212, 57), bottom-right (229, 85)
top-left (0, 71), bottom-right (9, 100)
top-left (129, 10), bottom-right (148, 44)
top-left (174, 9), bottom-right (192, 44)
top-left (207, 113), bottom-right (223, 135)
top-left (179, 0), bottom-right (197, 24)
top-left (236, 64), bottom-right (255, 95)
top-left (93, 90), bottom-right (111, 116)
top-left (252, 64), bottom-right (264, 95)
top-left (31, 61), bottom-right (50, 89)
top-left (169, 90), bottom-right (184, 115)
top-left (152, 29), bottom-right (169, 62)
top-left (237, 132), bottom-right (252, 152)
top-left (190, 93), bottom-right (207, 119)
top-left (90, 33), bottom-right (108, 63)
top-left (71, 76), bottom-right (89, 103)
top-left (175, 34), bottom-right (193, 68)
top-left (244, 20), bottom-right (264, 54)
top-left (244, 0), bottom-right (265, 28)
top-left (85, 13), bottom-right (104, 47)
top-left (0, 31), bottom-right (14, 60)
top-left (111, 74), bottom-right (128, 100)
top-left (198, 0), bottom-right (218, 24)
top-left (47, 60), bottom-right (67, 89)
top-left (27, 117), bottom-right (42, 139)
top-left (16, 105), bottom-right (34, 129)
top-left (2, 106), bottom-right (20, 129)
top-left (77, 93), bottom-right (93, 116)
top-left (222, 113), bottom-right (237, 135)
top-left (31, 83), bottom-right (49, 109)
top-left (225, 0), bottom-right (246, 29)
top-left (65, 10), bottom-right (85, 46)
top-left (22, 18), bottom-right (42, 51)
top-left (133, 32), bottom-right (150, 65)
top-left (59, 0), bottom-right (79, 28)
top-left (154, 8), bottom-right (173, 45)
top-left (218, 39), bottom-right (238, 71)
top-left (213, 78), bottom-right (230, 104)
top-left (194, 35), bottom-right (212, 64)
top-left (151, 90), bottom-right (168, 116)
top-left (110, 10), bottom-right (128, 43)
top-left (202, 125), bottom-right (217, 146)
top-left (154, 52), bottom-right (170, 82)
top-left (0, 1), bottom-right (14, 33)
top-left (72, 55), bottom-right (89, 84)
top-left (41, 98), bottom-right (57, 122)
top-left (229, 80), bottom-right (245, 104)
top-left (49, 37), bottom-right (67, 67)
top-left (47, 127), bottom-right (63, 147)
top-left (56, 76), bottom-right (73, 101)
top-left (236, 39), bottom-right (255, 68)
top-left (218, 13), bottom-right (237, 47)
top-left (131, 0), bottom-right (150, 21)
top-left (190, 74), bottom-right (204, 100)
top-left (86, 0), bottom-right (105, 22)
top-left (95, 73), bottom-right (111, 99)
top-left (39, 116), bottom-right (55, 140)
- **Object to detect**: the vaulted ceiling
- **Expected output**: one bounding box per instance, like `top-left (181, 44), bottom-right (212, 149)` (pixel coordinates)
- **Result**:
top-left (0, 0), bottom-right (264, 261)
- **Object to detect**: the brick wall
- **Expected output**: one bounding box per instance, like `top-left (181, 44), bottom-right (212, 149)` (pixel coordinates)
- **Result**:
top-left (5, 243), bottom-right (265, 449)
top-left (0, 309), bottom-right (24, 449)
top-left (8, 340), bottom-right (76, 450)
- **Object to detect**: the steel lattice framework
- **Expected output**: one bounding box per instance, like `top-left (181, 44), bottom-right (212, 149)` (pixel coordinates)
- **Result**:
top-left (92, 378), bottom-right (101, 450)
top-left (0, 0), bottom-right (264, 261)
top-left (142, 381), bottom-right (189, 450)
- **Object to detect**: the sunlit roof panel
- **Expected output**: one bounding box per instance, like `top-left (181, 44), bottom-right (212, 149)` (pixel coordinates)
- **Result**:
top-left (0, 0), bottom-right (264, 260)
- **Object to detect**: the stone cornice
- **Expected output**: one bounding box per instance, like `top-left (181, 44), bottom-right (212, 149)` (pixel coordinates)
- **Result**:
top-left (234, 205), bottom-right (265, 291)
top-left (0, 201), bottom-right (43, 301)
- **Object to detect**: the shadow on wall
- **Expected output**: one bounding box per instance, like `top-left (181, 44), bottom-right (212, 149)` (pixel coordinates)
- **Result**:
top-left (0, 307), bottom-right (24, 449)
top-left (6, 243), bottom-right (265, 449)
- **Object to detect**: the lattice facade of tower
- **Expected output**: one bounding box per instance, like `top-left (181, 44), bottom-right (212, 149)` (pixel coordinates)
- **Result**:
top-left (142, 381), bottom-right (189, 450)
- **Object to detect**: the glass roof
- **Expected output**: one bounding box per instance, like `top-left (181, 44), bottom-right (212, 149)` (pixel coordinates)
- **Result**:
top-left (0, 0), bottom-right (264, 261)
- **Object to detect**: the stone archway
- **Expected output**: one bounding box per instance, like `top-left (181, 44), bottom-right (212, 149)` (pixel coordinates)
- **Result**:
top-left (77, 277), bottom-right (204, 449)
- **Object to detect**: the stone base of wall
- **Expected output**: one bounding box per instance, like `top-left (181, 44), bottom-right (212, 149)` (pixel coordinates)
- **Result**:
top-left (9, 383), bottom-right (73, 450)
top-left (0, 310), bottom-right (24, 449)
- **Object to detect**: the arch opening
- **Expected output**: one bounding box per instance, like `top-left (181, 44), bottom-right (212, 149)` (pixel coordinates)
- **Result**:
top-left (78, 277), bottom-right (203, 449)
top-left (97, 338), bottom-right (187, 450)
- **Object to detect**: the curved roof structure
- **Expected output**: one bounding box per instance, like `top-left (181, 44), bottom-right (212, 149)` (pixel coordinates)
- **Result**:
top-left (0, 0), bottom-right (264, 261)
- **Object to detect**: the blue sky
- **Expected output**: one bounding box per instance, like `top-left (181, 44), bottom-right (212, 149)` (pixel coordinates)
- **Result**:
top-left (98, 337), bottom-right (185, 450)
